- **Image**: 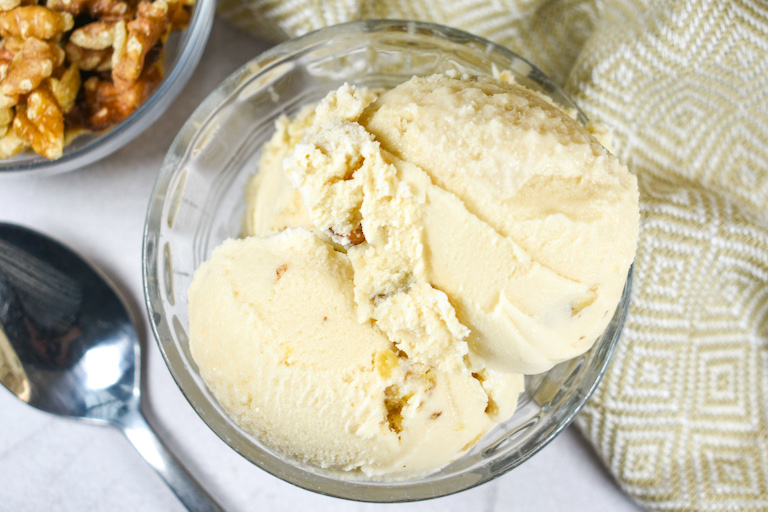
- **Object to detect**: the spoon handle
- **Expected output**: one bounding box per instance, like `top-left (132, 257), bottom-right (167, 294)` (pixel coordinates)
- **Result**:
top-left (118, 409), bottom-right (225, 512)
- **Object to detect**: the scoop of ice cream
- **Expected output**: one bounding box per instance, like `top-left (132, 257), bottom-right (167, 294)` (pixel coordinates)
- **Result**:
top-left (189, 229), bottom-right (523, 479)
top-left (360, 75), bottom-right (638, 287)
top-left (195, 73), bottom-right (638, 480)
top-left (283, 76), bottom-right (638, 374)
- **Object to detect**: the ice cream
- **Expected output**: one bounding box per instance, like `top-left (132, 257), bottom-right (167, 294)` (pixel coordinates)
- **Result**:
top-left (189, 229), bottom-right (523, 478)
top-left (189, 73), bottom-right (639, 479)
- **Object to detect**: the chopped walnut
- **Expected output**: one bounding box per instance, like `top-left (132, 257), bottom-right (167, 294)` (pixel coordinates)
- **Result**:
top-left (0, 105), bottom-right (12, 136)
top-left (70, 21), bottom-right (116, 50)
top-left (67, 61), bottom-right (161, 131)
top-left (88, 0), bottom-right (133, 21)
top-left (13, 83), bottom-right (64, 159)
top-left (0, 47), bottom-right (14, 80)
top-left (165, 0), bottom-right (190, 32)
top-left (45, 63), bottom-right (80, 112)
top-left (110, 19), bottom-right (126, 67)
top-left (0, 0), bottom-right (21, 11)
top-left (1, 37), bottom-right (65, 103)
top-left (0, 6), bottom-right (73, 40)
top-left (0, 125), bottom-right (24, 157)
top-left (2, 36), bottom-right (23, 52)
top-left (0, 93), bottom-right (14, 108)
top-left (45, 0), bottom-right (90, 16)
top-left (330, 225), bottom-right (366, 247)
top-left (112, 0), bottom-right (167, 88)
top-left (65, 41), bottom-right (112, 70)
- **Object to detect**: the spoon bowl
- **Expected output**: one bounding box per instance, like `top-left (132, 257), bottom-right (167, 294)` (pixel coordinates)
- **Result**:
top-left (0, 223), bottom-right (138, 423)
top-left (0, 223), bottom-right (222, 512)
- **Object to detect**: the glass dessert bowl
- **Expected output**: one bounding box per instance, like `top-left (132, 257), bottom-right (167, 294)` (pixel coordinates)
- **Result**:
top-left (0, 0), bottom-right (215, 178)
top-left (143, 20), bottom-right (632, 502)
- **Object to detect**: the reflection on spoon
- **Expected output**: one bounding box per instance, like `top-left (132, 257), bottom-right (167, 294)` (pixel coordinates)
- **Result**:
top-left (0, 327), bottom-right (29, 402)
top-left (0, 223), bottom-right (223, 512)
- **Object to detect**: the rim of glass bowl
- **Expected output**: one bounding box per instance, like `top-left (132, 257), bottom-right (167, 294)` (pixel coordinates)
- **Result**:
top-left (143, 19), bottom-right (629, 503)
top-left (0, 0), bottom-right (215, 179)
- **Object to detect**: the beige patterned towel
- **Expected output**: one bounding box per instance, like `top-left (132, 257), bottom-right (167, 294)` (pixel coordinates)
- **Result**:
top-left (217, 1), bottom-right (768, 510)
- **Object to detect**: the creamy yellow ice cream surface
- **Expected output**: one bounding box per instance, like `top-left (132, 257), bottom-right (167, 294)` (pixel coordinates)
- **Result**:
top-left (189, 229), bottom-right (523, 479)
top-left (189, 73), bottom-right (638, 479)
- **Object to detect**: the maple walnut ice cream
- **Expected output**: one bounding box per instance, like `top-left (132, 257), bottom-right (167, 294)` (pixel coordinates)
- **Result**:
top-left (188, 74), bottom-right (639, 479)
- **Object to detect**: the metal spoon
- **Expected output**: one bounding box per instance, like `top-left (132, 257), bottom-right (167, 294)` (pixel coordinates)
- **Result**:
top-left (0, 222), bottom-right (223, 512)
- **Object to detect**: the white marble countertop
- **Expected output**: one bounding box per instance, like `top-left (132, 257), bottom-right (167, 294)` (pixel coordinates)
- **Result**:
top-left (0, 20), bottom-right (642, 512)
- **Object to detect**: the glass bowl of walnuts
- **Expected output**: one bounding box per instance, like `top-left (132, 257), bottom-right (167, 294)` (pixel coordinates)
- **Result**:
top-left (0, 0), bottom-right (214, 177)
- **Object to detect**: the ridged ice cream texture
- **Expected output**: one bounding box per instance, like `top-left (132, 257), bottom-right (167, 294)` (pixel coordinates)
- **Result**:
top-left (190, 74), bottom-right (638, 479)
